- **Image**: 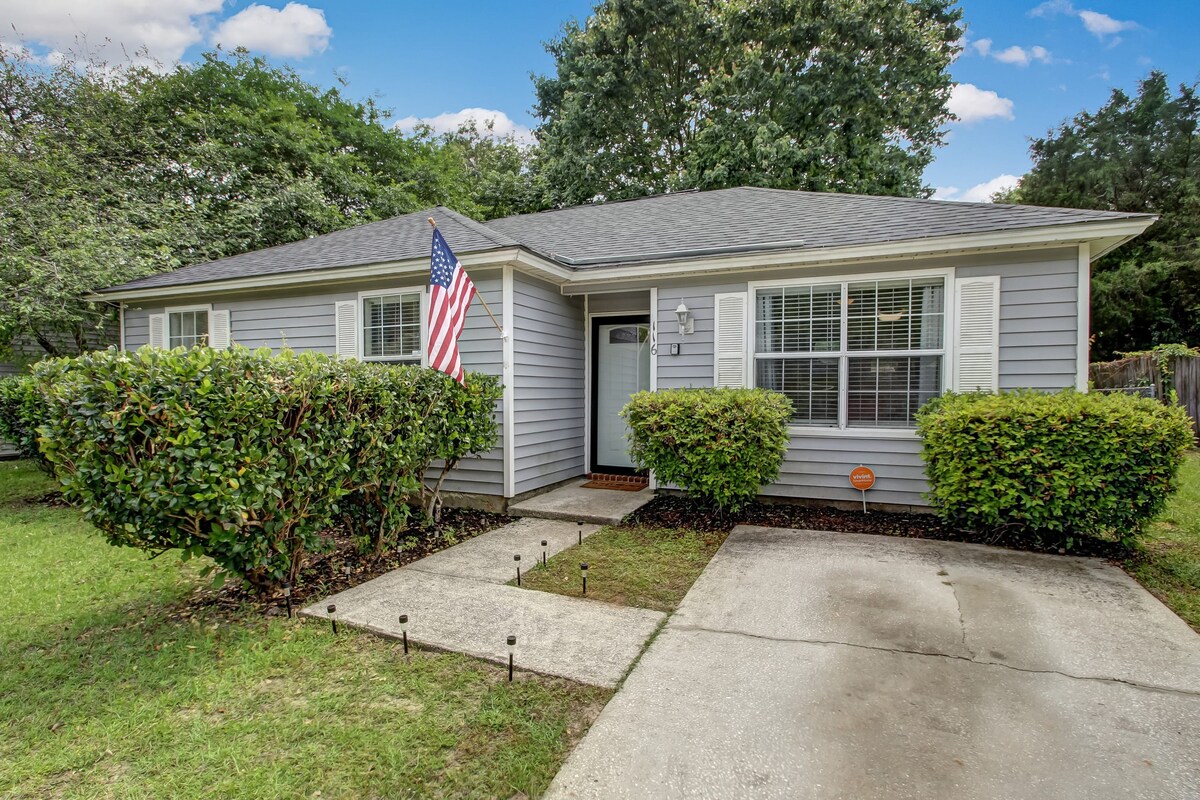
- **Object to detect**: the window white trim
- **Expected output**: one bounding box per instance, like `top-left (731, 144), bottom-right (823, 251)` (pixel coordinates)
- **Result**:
top-left (356, 285), bottom-right (427, 365)
top-left (164, 304), bottom-right (213, 348)
top-left (748, 267), bottom-right (955, 436)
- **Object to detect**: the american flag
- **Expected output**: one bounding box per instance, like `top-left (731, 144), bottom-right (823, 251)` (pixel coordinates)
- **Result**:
top-left (427, 228), bottom-right (477, 384)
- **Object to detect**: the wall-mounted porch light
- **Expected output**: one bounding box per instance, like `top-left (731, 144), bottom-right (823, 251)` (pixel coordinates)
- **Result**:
top-left (675, 302), bottom-right (694, 335)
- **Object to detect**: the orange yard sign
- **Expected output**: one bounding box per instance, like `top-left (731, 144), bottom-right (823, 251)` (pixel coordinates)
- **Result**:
top-left (849, 466), bottom-right (875, 491)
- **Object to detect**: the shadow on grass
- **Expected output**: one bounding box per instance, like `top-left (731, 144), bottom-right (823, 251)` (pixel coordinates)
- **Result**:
top-left (0, 543), bottom-right (609, 799)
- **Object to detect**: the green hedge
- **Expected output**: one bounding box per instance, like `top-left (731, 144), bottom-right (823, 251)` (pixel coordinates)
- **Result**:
top-left (0, 374), bottom-right (51, 472)
top-left (916, 390), bottom-right (1194, 540)
top-left (623, 388), bottom-right (792, 512)
top-left (32, 347), bottom-right (500, 590)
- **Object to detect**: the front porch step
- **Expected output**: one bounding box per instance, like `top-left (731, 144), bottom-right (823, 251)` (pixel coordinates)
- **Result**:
top-left (507, 479), bottom-right (655, 526)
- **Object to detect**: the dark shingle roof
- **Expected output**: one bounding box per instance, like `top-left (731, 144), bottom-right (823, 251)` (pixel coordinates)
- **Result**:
top-left (103, 206), bottom-right (517, 293)
top-left (484, 187), bottom-right (1148, 267)
top-left (100, 187), bottom-right (1150, 293)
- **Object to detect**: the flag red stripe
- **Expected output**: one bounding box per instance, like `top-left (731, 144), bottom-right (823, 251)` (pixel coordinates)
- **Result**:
top-left (427, 252), bottom-right (476, 385)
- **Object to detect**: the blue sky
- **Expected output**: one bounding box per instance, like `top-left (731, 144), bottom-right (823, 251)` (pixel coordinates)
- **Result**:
top-left (2, 1), bottom-right (1197, 203)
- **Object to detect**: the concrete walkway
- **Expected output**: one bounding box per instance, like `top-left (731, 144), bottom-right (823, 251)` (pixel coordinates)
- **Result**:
top-left (302, 518), bottom-right (665, 687)
top-left (508, 480), bottom-right (654, 525)
top-left (547, 526), bottom-right (1200, 799)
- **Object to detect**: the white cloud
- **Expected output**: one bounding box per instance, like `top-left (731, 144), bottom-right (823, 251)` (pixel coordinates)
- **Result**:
top-left (948, 83), bottom-right (1015, 124)
top-left (971, 37), bottom-right (1051, 66)
top-left (211, 3), bottom-right (331, 59)
top-left (2, 0), bottom-right (223, 66)
top-left (393, 108), bottom-right (534, 143)
top-left (1030, 1), bottom-right (1136, 41)
top-left (935, 174), bottom-right (1020, 203)
top-left (995, 45), bottom-right (1049, 65)
top-left (1078, 10), bottom-right (1137, 38)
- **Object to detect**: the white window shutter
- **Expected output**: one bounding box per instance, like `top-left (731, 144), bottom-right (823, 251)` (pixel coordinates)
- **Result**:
top-left (953, 276), bottom-right (1000, 393)
top-left (148, 313), bottom-right (165, 348)
top-left (335, 300), bottom-right (358, 358)
top-left (713, 292), bottom-right (749, 388)
top-left (209, 309), bottom-right (231, 349)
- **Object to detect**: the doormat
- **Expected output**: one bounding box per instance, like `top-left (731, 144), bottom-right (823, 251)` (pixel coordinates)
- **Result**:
top-left (582, 473), bottom-right (649, 491)
top-left (581, 480), bottom-right (646, 491)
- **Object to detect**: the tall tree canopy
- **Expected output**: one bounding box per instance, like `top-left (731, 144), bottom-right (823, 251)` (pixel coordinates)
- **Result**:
top-left (532, 0), bottom-right (963, 206)
top-left (0, 49), bottom-right (532, 357)
top-left (1000, 72), bottom-right (1200, 360)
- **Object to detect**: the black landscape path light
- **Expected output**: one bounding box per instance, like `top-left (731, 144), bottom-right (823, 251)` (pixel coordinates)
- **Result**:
top-left (399, 614), bottom-right (409, 655)
top-left (283, 582), bottom-right (292, 618)
top-left (541, 540), bottom-right (548, 566)
top-left (327, 604), bottom-right (338, 635)
top-left (577, 521), bottom-right (584, 545)
top-left (514, 553), bottom-right (522, 586)
top-left (580, 562), bottom-right (588, 596)
top-left (507, 635), bottom-right (517, 682)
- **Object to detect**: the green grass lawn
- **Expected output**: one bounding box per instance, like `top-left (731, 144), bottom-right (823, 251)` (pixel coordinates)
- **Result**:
top-left (1128, 450), bottom-right (1200, 630)
top-left (516, 526), bottom-right (728, 612)
top-left (0, 461), bottom-right (609, 799)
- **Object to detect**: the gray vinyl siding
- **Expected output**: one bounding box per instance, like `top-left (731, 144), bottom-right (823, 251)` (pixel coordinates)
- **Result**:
top-left (648, 247), bottom-right (1083, 506)
top-left (124, 307), bottom-right (151, 349)
top-left (513, 271), bottom-right (585, 494)
top-left (119, 274), bottom-right (505, 496)
top-left (959, 251), bottom-right (1080, 391)
top-left (586, 290), bottom-right (649, 315)
top-left (656, 281), bottom-right (746, 389)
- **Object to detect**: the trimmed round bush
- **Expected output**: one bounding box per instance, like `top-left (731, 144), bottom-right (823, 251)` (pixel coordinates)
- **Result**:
top-left (623, 388), bottom-right (792, 512)
top-left (33, 346), bottom-right (500, 590)
top-left (0, 374), bottom-right (52, 472)
top-left (916, 390), bottom-right (1194, 540)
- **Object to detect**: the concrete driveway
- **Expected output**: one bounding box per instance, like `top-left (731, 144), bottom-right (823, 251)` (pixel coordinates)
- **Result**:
top-left (546, 526), bottom-right (1200, 800)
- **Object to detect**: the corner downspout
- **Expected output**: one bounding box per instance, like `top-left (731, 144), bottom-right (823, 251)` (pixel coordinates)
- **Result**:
top-left (502, 265), bottom-right (516, 498)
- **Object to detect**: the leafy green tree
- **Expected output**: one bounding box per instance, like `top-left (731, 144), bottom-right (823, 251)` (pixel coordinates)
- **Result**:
top-left (1001, 73), bottom-right (1200, 359)
top-left (532, 0), bottom-right (963, 206)
top-left (0, 49), bottom-right (537, 357)
top-left (0, 51), bottom-right (184, 356)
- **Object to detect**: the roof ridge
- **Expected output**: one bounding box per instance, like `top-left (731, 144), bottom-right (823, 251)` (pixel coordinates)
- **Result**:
top-left (435, 205), bottom-right (521, 247)
top-left (483, 188), bottom-right (709, 225)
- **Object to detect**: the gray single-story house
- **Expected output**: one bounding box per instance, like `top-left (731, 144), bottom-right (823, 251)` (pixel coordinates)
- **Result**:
top-left (95, 187), bottom-right (1154, 509)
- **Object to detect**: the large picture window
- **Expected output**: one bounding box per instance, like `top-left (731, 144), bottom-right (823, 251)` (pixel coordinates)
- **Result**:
top-left (167, 308), bottom-right (210, 348)
top-left (361, 290), bottom-right (422, 362)
top-left (754, 276), bottom-right (946, 428)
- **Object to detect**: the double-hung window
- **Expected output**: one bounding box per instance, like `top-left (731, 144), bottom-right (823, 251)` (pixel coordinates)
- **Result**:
top-left (360, 289), bottom-right (423, 363)
top-left (167, 307), bottom-right (210, 348)
top-left (754, 275), bottom-right (946, 429)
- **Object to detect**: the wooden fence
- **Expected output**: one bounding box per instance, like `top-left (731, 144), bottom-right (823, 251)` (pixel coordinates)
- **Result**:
top-left (1090, 353), bottom-right (1200, 437)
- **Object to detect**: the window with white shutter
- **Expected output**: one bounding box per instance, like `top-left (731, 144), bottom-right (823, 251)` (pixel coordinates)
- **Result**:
top-left (335, 300), bottom-right (358, 358)
top-left (713, 292), bottom-right (748, 387)
top-left (952, 276), bottom-right (1000, 393)
top-left (148, 313), bottom-right (165, 348)
top-left (209, 309), bottom-right (231, 349)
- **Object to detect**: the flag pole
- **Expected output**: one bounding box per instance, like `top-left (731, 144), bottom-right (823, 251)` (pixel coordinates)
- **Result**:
top-left (428, 217), bottom-right (507, 339)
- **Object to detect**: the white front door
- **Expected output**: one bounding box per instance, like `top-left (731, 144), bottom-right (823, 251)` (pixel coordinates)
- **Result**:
top-left (593, 318), bottom-right (651, 472)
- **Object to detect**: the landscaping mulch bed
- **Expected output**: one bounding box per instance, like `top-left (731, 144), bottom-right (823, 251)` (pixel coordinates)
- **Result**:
top-left (168, 508), bottom-right (513, 621)
top-left (625, 493), bottom-right (1130, 559)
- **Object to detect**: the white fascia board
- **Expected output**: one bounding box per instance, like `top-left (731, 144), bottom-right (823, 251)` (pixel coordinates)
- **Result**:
top-left (90, 248), bottom-right (525, 302)
top-left (558, 218), bottom-right (1156, 292)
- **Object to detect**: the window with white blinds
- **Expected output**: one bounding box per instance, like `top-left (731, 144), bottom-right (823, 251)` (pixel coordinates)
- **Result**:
top-left (361, 291), bottom-right (422, 363)
top-left (754, 275), bottom-right (947, 428)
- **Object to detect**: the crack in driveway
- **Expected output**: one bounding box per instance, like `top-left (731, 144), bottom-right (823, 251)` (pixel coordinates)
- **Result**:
top-left (666, 622), bottom-right (1200, 699)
